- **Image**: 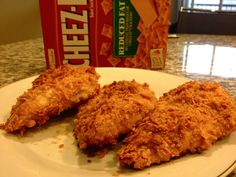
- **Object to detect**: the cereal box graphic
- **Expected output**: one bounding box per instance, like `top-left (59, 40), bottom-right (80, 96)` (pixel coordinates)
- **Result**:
top-left (39, 0), bottom-right (171, 69)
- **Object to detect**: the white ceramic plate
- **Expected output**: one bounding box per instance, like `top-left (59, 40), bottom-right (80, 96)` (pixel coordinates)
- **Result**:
top-left (0, 67), bottom-right (235, 177)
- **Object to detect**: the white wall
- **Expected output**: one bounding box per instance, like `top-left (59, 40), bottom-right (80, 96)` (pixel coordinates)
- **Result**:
top-left (0, 0), bottom-right (42, 44)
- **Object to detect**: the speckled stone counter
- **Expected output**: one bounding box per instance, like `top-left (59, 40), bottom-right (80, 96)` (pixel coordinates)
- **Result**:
top-left (1, 34), bottom-right (236, 98)
top-left (0, 38), bottom-right (45, 87)
top-left (0, 34), bottom-right (235, 176)
top-left (166, 34), bottom-right (236, 100)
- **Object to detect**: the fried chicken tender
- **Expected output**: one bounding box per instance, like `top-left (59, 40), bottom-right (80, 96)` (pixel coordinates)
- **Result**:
top-left (118, 81), bottom-right (236, 169)
top-left (73, 80), bottom-right (158, 149)
top-left (1, 65), bottom-right (100, 134)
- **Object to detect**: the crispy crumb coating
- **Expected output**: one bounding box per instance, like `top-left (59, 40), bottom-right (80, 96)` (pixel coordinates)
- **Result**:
top-left (73, 80), bottom-right (158, 149)
top-left (117, 81), bottom-right (236, 169)
top-left (2, 65), bottom-right (100, 134)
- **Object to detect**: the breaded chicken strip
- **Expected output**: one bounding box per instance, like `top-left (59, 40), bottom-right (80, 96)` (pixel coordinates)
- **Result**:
top-left (73, 80), bottom-right (157, 149)
top-left (1, 65), bottom-right (100, 134)
top-left (118, 81), bottom-right (236, 169)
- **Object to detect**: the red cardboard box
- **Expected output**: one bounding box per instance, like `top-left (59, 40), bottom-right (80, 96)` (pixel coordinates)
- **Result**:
top-left (39, 0), bottom-right (171, 69)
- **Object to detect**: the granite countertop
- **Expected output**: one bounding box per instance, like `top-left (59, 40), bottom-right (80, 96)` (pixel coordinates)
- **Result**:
top-left (1, 34), bottom-right (236, 98)
top-left (0, 34), bottom-right (235, 176)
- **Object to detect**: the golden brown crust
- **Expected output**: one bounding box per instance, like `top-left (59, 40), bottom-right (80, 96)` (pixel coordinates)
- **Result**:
top-left (73, 80), bottom-right (158, 149)
top-left (1, 65), bottom-right (100, 134)
top-left (117, 81), bottom-right (236, 169)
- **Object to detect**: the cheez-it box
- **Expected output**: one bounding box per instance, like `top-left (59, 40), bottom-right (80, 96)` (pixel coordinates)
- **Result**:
top-left (39, 0), bottom-right (171, 69)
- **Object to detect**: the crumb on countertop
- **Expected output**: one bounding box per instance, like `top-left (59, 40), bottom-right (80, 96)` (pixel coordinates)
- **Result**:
top-left (112, 172), bottom-right (119, 177)
top-left (59, 144), bottom-right (64, 149)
